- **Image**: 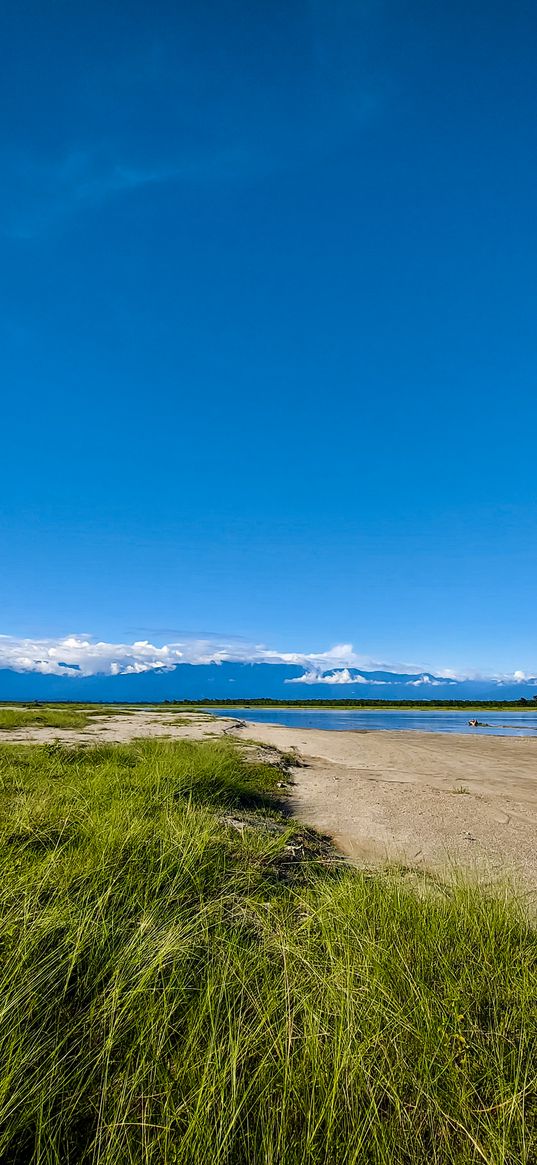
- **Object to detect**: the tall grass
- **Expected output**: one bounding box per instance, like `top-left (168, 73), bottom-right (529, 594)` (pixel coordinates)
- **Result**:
top-left (0, 739), bottom-right (534, 1163)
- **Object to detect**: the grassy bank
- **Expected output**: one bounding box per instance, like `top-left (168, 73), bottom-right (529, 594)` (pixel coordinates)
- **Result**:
top-left (0, 738), bottom-right (534, 1163)
top-left (0, 705), bottom-right (133, 731)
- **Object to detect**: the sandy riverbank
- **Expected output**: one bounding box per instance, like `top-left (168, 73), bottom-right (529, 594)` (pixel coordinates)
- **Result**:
top-left (227, 718), bottom-right (537, 891)
top-left (2, 708), bottom-right (537, 891)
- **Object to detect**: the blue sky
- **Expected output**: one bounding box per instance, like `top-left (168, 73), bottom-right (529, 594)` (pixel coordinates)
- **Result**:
top-left (1, 0), bottom-right (536, 682)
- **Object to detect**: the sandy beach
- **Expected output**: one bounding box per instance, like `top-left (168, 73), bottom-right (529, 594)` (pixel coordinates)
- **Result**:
top-left (3, 707), bottom-right (537, 892)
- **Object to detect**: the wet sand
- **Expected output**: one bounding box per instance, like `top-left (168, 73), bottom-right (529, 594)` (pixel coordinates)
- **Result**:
top-left (2, 708), bottom-right (537, 892)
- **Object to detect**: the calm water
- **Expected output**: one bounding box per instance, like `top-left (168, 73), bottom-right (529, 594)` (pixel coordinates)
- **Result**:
top-left (210, 708), bottom-right (537, 736)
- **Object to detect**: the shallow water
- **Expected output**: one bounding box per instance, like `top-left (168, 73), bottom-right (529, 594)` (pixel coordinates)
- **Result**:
top-left (210, 708), bottom-right (537, 736)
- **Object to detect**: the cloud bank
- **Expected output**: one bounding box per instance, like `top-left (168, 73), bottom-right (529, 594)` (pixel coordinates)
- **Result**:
top-left (0, 634), bottom-right (535, 688)
top-left (0, 636), bottom-right (381, 678)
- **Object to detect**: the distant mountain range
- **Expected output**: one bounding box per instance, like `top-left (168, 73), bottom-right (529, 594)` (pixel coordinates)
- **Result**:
top-left (0, 662), bottom-right (535, 702)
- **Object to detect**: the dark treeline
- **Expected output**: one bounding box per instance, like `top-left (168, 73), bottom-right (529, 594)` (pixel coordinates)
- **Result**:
top-left (164, 697), bottom-right (537, 710)
top-left (4, 698), bottom-right (536, 710)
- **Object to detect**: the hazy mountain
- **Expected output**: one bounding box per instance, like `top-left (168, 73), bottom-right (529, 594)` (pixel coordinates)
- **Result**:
top-left (0, 663), bottom-right (535, 702)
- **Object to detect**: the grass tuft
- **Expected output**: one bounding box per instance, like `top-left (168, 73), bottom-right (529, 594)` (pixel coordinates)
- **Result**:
top-left (0, 738), bottom-right (534, 1163)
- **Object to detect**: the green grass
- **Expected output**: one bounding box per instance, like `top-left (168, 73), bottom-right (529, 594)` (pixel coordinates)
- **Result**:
top-left (0, 705), bottom-right (129, 731)
top-left (0, 738), bottom-right (534, 1164)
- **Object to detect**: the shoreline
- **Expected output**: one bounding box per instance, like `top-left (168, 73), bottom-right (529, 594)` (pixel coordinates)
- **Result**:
top-left (213, 712), bottom-right (537, 735)
top-left (208, 707), bottom-right (537, 740)
top-left (194, 703), bottom-right (537, 713)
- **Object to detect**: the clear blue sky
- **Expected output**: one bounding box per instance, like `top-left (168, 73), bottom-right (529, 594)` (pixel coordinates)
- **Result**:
top-left (1, 0), bottom-right (536, 677)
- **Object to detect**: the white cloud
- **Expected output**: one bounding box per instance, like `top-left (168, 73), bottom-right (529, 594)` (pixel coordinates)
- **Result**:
top-left (0, 636), bottom-right (400, 679)
top-left (289, 669), bottom-right (362, 686)
top-left (0, 634), bottom-right (535, 686)
top-left (0, 636), bottom-right (183, 677)
top-left (287, 669), bottom-right (391, 686)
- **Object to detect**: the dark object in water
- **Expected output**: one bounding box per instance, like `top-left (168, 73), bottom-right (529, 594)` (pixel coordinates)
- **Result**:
top-left (468, 719), bottom-right (488, 727)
